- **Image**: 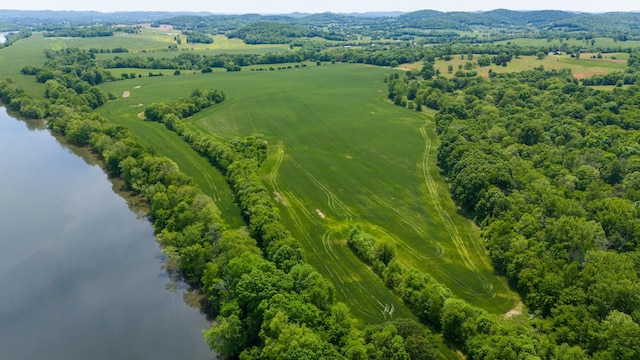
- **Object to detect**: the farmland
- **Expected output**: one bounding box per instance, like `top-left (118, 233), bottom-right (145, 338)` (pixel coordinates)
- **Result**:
top-left (96, 62), bottom-right (518, 320)
top-left (425, 53), bottom-right (628, 79)
top-left (3, 8), bottom-right (640, 358)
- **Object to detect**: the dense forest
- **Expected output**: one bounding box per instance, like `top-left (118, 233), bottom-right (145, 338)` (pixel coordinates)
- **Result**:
top-left (387, 50), bottom-right (640, 358)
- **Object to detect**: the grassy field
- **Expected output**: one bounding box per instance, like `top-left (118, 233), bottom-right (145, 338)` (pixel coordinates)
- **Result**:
top-left (0, 36), bottom-right (49, 96)
top-left (494, 37), bottom-right (640, 49)
top-left (96, 63), bottom-right (519, 322)
top-left (0, 32), bottom-right (291, 97)
top-left (2, 35), bottom-right (518, 332)
top-left (97, 67), bottom-right (421, 326)
top-left (424, 53), bottom-right (628, 79)
top-left (32, 29), bottom-right (289, 55)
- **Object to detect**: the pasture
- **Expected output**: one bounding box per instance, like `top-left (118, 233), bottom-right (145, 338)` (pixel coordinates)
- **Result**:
top-left (1, 34), bottom-right (518, 328)
top-left (0, 32), bottom-right (290, 98)
top-left (427, 52), bottom-right (628, 79)
top-left (96, 63), bottom-right (519, 320)
top-left (494, 36), bottom-right (640, 49)
top-left (0, 36), bottom-right (49, 96)
top-left (37, 29), bottom-right (289, 55)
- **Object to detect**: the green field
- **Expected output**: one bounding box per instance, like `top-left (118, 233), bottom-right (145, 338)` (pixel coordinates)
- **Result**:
top-left (426, 53), bottom-right (628, 79)
top-left (2, 13), bottom-right (639, 356)
top-left (0, 36), bottom-right (49, 96)
top-left (494, 36), bottom-right (640, 49)
top-left (96, 63), bottom-right (519, 322)
top-left (0, 32), bottom-right (292, 99)
top-left (34, 29), bottom-right (289, 55)
top-left (1, 34), bottom-right (519, 331)
top-left (97, 69), bottom-right (419, 327)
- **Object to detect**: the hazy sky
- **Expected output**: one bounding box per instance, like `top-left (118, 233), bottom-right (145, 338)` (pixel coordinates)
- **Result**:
top-left (4, 0), bottom-right (638, 14)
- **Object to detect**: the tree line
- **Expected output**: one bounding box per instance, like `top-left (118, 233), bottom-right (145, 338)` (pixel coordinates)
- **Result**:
top-left (1, 73), bottom-right (447, 359)
top-left (228, 22), bottom-right (325, 44)
top-left (346, 224), bottom-right (587, 359)
top-left (3, 44), bottom-right (452, 358)
top-left (43, 25), bottom-right (114, 37)
top-left (141, 90), bottom-right (452, 359)
top-left (0, 30), bottom-right (31, 49)
top-left (388, 59), bottom-right (640, 358)
top-left (101, 51), bottom-right (308, 70)
top-left (20, 49), bottom-right (113, 112)
top-left (100, 45), bottom-right (431, 71)
top-left (183, 31), bottom-right (214, 44)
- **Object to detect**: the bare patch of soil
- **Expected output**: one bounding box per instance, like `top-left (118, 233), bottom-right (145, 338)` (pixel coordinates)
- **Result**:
top-left (274, 191), bottom-right (289, 206)
top-left (504, 301), bottom-right (524, 318)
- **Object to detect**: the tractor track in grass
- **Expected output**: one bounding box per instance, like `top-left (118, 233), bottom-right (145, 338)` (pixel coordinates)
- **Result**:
top-left (270, 151), bottom-right (309, 216)
top-left (322, 228), bottom-right (338, 260)
top-left (420, 122), bottom-right (494, 297)
top-left (321, 229), bottom-right (398, 321)
top-left (268, 145), bottom-right (286, 191)
top-left (288, 157), bottom-right (355, 220)
top-left (192, 161), bottom-right (221, 202)
top-left (357, 185), bottom-right (445, 257)
top-left (265, 147), bottom-right (404, 321)
top-left (268, 145), bottom-right (292, 210)
top-left (365, 225), bottom-right (434, 262)
top-left (266, 145), bottom-right (316, 230)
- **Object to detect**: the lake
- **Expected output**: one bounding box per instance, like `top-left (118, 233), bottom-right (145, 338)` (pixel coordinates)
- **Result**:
top-left (0, 106), bottom-right (214, 359)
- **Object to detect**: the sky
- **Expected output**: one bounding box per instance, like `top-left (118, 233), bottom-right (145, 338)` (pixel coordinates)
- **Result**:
top-left (3, 0), bottom-right (638, 14)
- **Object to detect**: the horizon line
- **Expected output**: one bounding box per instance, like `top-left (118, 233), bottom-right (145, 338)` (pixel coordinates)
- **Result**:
top-left (1, 8), bottom-right (640, 15)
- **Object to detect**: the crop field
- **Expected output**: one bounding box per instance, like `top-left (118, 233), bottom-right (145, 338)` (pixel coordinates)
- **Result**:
top-left (1, 33), bottom-right (518, 329)
top-left (95, 68), bottom-right (413, 327)
top-left (0, 6), bottom-right (638, 355)
top-left (9, 32), bottom-right (628, 323)
top-left (427, 53), bottom-right (628, 79)
top-left (96, 62), bottom-right (519, 322)
top-left (0, 32), bottom-right (290, 97)
top-left (0, 31), bottom-right (288, 76)
top-left (34, 29), bottom-right (289, 54)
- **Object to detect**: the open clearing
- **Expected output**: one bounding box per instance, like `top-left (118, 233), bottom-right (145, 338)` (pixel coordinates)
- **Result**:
top-left (493, 36), bottom-right (640, 49)
top-left (97, 63), bottom-right (519, 318)
top-left (426, 53), bottom-right (628, 79)
top-left (2, 34), bottom-right (524, 331)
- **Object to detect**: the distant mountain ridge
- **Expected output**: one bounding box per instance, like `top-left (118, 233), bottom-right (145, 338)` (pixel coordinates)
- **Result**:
top-left (396, 9), bottom-right (579, 29)
top-left (2, 9), bottom-right (640, 37)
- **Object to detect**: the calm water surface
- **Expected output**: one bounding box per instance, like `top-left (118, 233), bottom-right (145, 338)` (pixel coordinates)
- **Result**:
top-left (0, 107), bottom-right (214, 359)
